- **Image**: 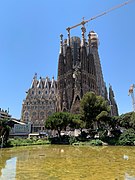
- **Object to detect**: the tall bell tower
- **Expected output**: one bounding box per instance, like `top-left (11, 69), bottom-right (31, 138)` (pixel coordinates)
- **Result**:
top-left (57, 27), bottom-right (104, 113)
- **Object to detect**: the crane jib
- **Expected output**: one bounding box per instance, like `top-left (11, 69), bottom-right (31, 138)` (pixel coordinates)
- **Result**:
top-left (66, 0), bottom-right (134, 31)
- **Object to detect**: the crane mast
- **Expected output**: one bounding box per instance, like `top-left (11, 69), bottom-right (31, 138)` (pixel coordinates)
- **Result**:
top-left (128, 84), bottom-right (135, 112)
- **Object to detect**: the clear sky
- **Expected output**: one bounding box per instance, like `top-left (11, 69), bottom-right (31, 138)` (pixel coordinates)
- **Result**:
top-left (0, 0), bottom-right (135, 119)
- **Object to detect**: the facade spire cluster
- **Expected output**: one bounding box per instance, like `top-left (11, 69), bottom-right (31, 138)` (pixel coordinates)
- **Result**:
top-left (57, 30), bottom-right (107, 113)
top-left (21, 74), bottom-right (57, 132)
top-left (21, 28), bottom-right (118, 132)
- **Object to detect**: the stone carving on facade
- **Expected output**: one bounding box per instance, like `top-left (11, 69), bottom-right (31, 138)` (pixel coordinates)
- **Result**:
top-left (73, 62), bottom-right (81, 89)
top-left (21, 74), bottom-right (57, 132)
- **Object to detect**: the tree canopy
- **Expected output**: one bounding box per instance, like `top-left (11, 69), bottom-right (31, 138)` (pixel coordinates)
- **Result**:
top-left (117, 111), bottom-right (135, 130)
top-left (80, 92), bottom-right (110, 129)
top-left (45, 112), bottom-right (71, 137)
top-left (44, 92), bottom-right (135, 146)
top-left (0, 119), bottom-right (10, 147)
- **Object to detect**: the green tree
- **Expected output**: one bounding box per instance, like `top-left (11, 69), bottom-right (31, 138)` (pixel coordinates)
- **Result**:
top-left (118, 128), bottom-right (135, 145)
top-left (117, 112), bottom-right (135, 130)
top-left (130, 112), bottom-right (135, 129)
top-left (118, 112), bottom-right (132, 129)
top-left (69, 114), bottom-right (85, 131)
top-left (0, 119), bottom-right (10, 147)
top-left (80, 92), bottom-right (110, 131)
top-left (45, 112), bottom-right (71, 137)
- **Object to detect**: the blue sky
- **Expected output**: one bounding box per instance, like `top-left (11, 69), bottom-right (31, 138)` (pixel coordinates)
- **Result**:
top-left (0, 0), bottom-right (135, 119)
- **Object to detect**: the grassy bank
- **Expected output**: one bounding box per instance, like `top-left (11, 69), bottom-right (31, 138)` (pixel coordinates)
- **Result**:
top-left (6, 138), bottom-right (51, 147)
top-left (4, 131), bottom-right (135, 148)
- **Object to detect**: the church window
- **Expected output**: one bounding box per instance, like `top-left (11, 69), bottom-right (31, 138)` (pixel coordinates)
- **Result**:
top-left (32, 112), bottom-right (36, 116)
top-left (32, 91), bottom-right (34, 95)
top-left (63, 108), bottom-right (66, 112)
top-left (48, 111), bottom-right (52, 116)
top-left (25, 112), bottom-right (29, 117)
top-left (40, 111), bottom-right (44, 116)
top-left (45, 91), bottom-right (48, 94)
top-left (39, 91), bottom-right (41, 94)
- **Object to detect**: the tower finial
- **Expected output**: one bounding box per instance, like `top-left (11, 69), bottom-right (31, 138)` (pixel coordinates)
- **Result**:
top-left (81, 18), bottom-right (86, 47)
top-left (34, 73), bottom-right (37, 79)
top-left (59, 34), bottom-right (63, 54)
top-left (88, 32), bottom-right (91, 53)
top-left (67, 28), bottom-right (70, 46)
top-left (88, 32), bottom-right (91, 46)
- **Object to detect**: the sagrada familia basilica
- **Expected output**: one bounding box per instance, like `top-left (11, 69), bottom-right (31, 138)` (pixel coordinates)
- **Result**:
top-left (21, 27), bottom-right (118, 132)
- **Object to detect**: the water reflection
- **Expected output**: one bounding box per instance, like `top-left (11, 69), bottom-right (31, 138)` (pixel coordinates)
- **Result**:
top-left (125, 173), bottom-right (135, 180)
top-left (0, 146), bottom-right (135, 180)
top-left (0, 156), bottom-right (17, 180)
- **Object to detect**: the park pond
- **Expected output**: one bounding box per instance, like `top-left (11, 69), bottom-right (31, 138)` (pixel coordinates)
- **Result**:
top-left (0, 145), bottom-right (135, 180)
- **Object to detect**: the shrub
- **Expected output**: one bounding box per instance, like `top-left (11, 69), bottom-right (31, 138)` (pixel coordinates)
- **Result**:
top-left (88, 139), bottom-right (102, 146)
top-left (69, 136), bottom-right (78, 145)
top-left (7, 138), bottom-right (51, 147)
top-left (98, 130), bottom-right (107, 141)
top-left (72, 139), bottom-right (102, 146)
top-left (117, 129), bottom-right (135, 145)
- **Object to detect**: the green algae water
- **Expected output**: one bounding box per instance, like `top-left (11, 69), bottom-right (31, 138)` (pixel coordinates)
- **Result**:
top-left (0, 145), bottom-right (135, 180)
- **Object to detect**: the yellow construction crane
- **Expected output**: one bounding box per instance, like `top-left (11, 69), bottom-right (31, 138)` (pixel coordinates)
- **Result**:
top-left (66, 0), bottom-right (134, 40)
top-left (128, 84), bottom-right (135, 112)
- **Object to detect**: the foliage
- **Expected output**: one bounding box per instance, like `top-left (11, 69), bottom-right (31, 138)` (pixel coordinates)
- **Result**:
top-left (69, 114), bottom-right (85, 130)
top-left (7, 138), bottom-right (51, 147)
top-left (78, 131), bottom-right (89, 141)
top-left (98, 130), bottom-right (108, 140)
top-left (72, 139), bottom-right (103, 146)
top-left (0, 119), bottom-right (10, 147)
top-left (45, 112), bottom-right (71, 137)
top-left (88, 139), bottom-right (103, 146)
top-left (80, 92), bottom-right (110, 129)
top-left (130, 112), bottom-right (135, 129)
top-left (117, 128), bottom-right (135, 146)
top-left (49, 135), bottom-right (70, 144)
top-left (117, 112), bottom-right (135, 130)
top-left (69, 136), bottom-right (78, 145)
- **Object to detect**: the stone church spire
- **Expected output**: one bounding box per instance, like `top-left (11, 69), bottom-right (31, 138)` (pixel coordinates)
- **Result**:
top-left (31, 73), bottom-right (38, 88)
top-left (57, 28), bottom-right (118, 115)
top-left (67, 28), bottom-right (71, 46)
top-left (109, 84), bottom-right (119, 116)
top-left (81, 26), bottom-right (86, 47)
top-left (58, 35), bottom-right (65, 77)
top-left (89, 31), bottom-right (106, 97)
top-left (59, 34), bottom-right (63, 54)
